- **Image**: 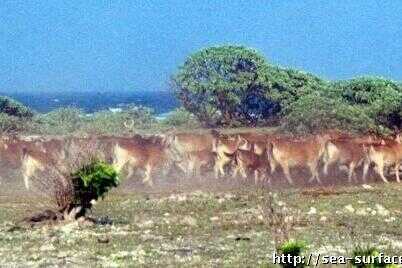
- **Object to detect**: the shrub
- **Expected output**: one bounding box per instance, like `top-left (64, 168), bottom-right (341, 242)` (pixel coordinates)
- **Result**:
top-left (350, 245), bottom-right (388, 268)
top-left (160, 107), bottom-right (201, 128)
top-left (24, 142), bottom-right (119, 223)
top-left (36, 107), bottom-right (85, 135)
top-left (82, 105), bottom-right (158, 134)
top-left (0, 96), bottom-right (33, 118)
top-left (69, 160), bottom-right (119, 216)
top-left (281, 92), bottom-right (377, 135)
top-left (332, 77), bottom-right (402, 131)
top-left (266, 66), bottom-right (329, 110)
top-left (278, 240), bottom-right (306, 268)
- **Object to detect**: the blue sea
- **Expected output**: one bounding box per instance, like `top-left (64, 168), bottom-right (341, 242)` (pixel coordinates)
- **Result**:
top-left (0, 91), bottom-right (179, 115)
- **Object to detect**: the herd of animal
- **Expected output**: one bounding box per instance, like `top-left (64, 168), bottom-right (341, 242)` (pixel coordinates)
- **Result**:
top-left (0, 130), bottom-right (401, 189)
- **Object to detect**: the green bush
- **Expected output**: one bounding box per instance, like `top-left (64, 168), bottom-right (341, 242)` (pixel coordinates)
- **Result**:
top-left (281, 92), bottom-right (377, 135)
top-left (0, 96), bottom-right (33, 118)
top-left (350, 245), bottom-right (388, 268)
top-left (278, 240), bottom-right (306, 268)
top-left (160, 107), bottom-right (201, 128)
top-left (70, 160), bottom-right (119, 214)
top-left (82, 105), bottom-right (158, 134)
top-left (36, 107), bottom-right (85, 134)
top-left (332, 77), bottom-right (402, 131)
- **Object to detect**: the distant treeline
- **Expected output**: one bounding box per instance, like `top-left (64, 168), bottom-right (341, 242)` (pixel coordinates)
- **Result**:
top-left (1, 45), bottom-right (401, 135)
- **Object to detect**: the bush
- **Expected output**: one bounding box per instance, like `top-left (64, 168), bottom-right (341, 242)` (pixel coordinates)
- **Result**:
top-left (69, 160), bottom-right (119, 215)
top-left (160, 107), bottom-right (201, 128)
top-left (350, 245), bottom-right (388, 268)
top-left (35, 107), bottom-right (85, 135)
top-left (0, 96), bottom-right (33, 118)
top-left (29, 105), bottom-right (158, 135)
top-left (24, 141), bottom-right (119, 223)
top-left (332, 77), bottom-right (402, 131)
top-left (266, 66), bottom-right (329, 110)
top-left (82, 105), bottom-right (158, 134)
top-left (281, 92), bottom-right (377, 135)
top-left (278, 240), bottom-right (306, 268)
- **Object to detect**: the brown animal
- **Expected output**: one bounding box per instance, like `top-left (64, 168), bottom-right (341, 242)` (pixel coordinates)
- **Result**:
top-left (166, 131), bottom-right (217, 153)
top-left (13, 137), bottom-right (66, 189)
top-left (213, 134), bottom-right (250, 178)
top-left (184, 150), bottom-right (216, 177)
top-left (269, 135), bottom-right (329, 184)
top-left (363, 135), bottom-right (402, 183)
top-left (112, 135), bottom-right (173, 186)
top-left (164, 131), bottom-right (218, 173)
top-left (322, 139), bottom-right (370, 182)
top-left (233, 144), bottom-right (270, 184)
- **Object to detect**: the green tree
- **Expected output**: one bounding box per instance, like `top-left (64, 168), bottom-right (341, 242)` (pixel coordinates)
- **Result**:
top-left (172, 45), bottom-right (276, 126)
top-left (172, 45), bottom-right (328, 127)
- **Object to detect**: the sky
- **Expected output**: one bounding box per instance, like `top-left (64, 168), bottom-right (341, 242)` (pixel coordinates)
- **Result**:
top-left (0, 0), bottom-right (401, 93)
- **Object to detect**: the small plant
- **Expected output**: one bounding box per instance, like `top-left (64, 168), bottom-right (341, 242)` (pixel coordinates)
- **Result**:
top-left (350, 245), bottom-right (388, 268)
top-left (23, 142), bottom-right (120, 225)
top-left (68, 160), bottom-right (119, 218)
top-left (278, 240), bottom-right (307, 268)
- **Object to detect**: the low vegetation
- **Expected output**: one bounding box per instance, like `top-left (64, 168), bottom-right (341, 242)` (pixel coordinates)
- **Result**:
top-left (1, 183), bottom-right (401, 266)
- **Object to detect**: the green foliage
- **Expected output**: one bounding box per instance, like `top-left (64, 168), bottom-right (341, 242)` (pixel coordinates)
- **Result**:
top-left (172, 45), bottom-right (276, 126)
top-left (0, 96), bottom-right (33, 118)
top-left (266, 66), bottom-right (329, 109)
top-left (332, 77), bottom-right (402, 130)
top-left (172, 45), bottom-right (329, 127)
top-left (278, 240), bottom-right (306, 268)
top-left (350, 245), bottom-right (388, 268)
top-left (36, 107), bottom-right (84, 134)
top-left (71, 160), bottom-right (119, 211)
top-left (281, 92), bottom-right (377, 135)
top-left (30, 105), bottom-right (158, 135)
top-left (160, 107), bottom-right (201, 128)
top-left (82, 105), bottom-right (158, 134)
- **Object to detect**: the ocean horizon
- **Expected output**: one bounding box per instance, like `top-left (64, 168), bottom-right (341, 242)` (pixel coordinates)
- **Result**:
top-left (0, 91), bottom-right (179, 115)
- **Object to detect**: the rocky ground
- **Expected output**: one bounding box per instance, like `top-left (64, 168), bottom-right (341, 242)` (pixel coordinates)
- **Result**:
top-left (0, 182), bottom-right (402, 267)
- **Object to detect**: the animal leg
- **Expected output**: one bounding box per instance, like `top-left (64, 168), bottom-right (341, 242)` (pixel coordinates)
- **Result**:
top-left (143, 164), bottom-right (154, 187)
top-left (347, 162), bottom-right (356, 183)
top-left (362, 160), bottom-right (370, 183)
top-left (374, 161), bottom-right (388, 184)
top-left (281, 163), bottom-right (294, 185)
top-left (308, 162), bottom-right (321, 184)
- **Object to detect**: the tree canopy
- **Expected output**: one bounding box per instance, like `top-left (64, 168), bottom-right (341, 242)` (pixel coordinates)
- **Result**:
top-left (172, 45), bottom-right (402, 134)
top-left (172, 45), bottom-right (326, 127)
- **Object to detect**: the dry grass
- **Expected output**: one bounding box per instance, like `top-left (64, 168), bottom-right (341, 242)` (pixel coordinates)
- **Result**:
top-left (1, 181), bottom-right (402, 266)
